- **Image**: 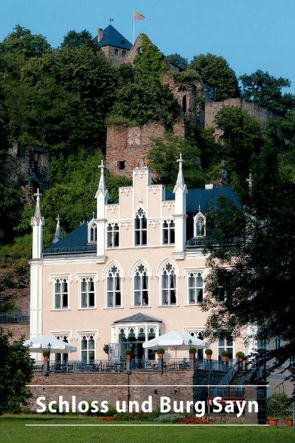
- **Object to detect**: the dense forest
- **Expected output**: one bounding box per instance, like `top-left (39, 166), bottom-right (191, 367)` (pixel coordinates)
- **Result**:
top-left (0, 24), bottom-right (294, 281)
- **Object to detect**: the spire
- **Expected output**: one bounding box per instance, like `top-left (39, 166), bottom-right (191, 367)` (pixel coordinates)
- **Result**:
top-left (52, 214), bottom-right (62, 244)
top-left (95, 160), bottom-right (108, 198)
top-left (173, 153), bottom-right (187, 193)
top-left (246, 173), bottom-right (253, 192)
top-left (33, 188), bottom-right (42, 220)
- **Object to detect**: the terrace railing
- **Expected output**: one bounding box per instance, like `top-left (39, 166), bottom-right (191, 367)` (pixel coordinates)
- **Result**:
top-left (32, 358), bottom-right (234, 374)
top-left (0, 311), bottom-right (30, 324)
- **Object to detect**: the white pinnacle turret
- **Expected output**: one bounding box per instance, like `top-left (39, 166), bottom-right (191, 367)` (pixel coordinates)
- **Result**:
top-left (52, 214), bottom-right (62, 244)
top-left (31, 188), bottom-right (45, 259)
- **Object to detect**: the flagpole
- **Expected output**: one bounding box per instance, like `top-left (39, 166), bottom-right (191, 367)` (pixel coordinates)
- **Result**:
top-left (132, 11), bottom-right (135, 44)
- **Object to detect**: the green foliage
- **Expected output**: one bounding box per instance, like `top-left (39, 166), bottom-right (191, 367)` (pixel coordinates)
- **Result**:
top-left (172, 70), bottom-right (200, 83)
top-left (103, 344), bottom-right (109, 355)
top-left (0, 328), bottom-right (33, 414)
top-left (134, 34), bottom-right (168, 80)
top-left (157, 348), bottom-right (165, 354)
top-left (240, 70), bottom-right (295, 115)
top-left (43, 350), bottom-right (50, 358)
top-left (214, 106), bottom-right (264, 192)
top-left (189, 347), bottom-right (196, 354)
top-left (166, 53), bottom-right (188, 70)
top-left (109, 75), bottom-right (180, 129)
top-left (61, 30), bottom-right (97, 50)
top-left (221, 350), bottom-right (229, 357)
top-left (266, 393), bottom-right (291, 419)
top-left (106, 115), bottom-right (138, 127)
top-left (148, 134), bottom-right (207, 189)
top-left (205, 348), bottom-right (212, 355)
top-left (235, 351), bottom-right (245, 359)
top-left (125, 348), bottom-right (132, 355)
top-left (0, 25), bottom-right (51, 57)
top-left (189, 53), bottom-right (240, 101)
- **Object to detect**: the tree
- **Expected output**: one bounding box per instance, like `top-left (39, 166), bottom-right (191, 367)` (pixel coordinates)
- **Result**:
top-left (202, 133), bottom-right (295, 378)
top-left (166, 53), bottom-right (188, 70)
top-left (148, 135), bottom-right (207, 189)
top-left (61, 30), bottom-right (97, 50)
top-left (0, 25), bottom-right (51, 57)
top-left (134, 34), bottom-right (168, 81)
top-left (240, 70), bottom-right (295, 115)
top-left (214, 106), bottom-right (264, 193)
top-left (109, 75), bottom-right (180, 129)
top-left (0, 328), bottom-right (33, 413)
top-left (189, 53), bottom-right (240, 101)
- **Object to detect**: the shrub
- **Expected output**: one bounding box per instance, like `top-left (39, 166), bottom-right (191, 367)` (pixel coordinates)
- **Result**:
top-left (125, 348), bottom-right (132, 356)
top-left (236, 351), bottom-right (245, 359)
top-left (266, 393), bottom-right (292, 419)
top-left (157, 348), bottom-right (165, 355)
top-left (221, 350), bottom-right (229, 357)
top-left (189, 347), bottom-right (196, 354)
top-left (205, 348), bottom-right (213, 355)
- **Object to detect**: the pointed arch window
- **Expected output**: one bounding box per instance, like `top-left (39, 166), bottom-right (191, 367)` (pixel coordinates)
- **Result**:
top-left (81, 335), bottom-right (95, 363)
top-left (194, 209), bottom-right (206, 237)
top-left (107, 265), bottom-right (121, 307)
top-left (161, 262), bottom-right (176, 305)
top-left (134, 208), bottom-right (147, 246)
top-left (80, 277), bottom-right (95, 308)
top-left (187, 272), bottom-right (203, 305)
top-left (162, 220), bottom-right (175, 245)
top-left (107, 223), bottom-right (119, 248)
top-left (88, 220), bottom-right (97, 243)
top-left (134, 264), bottom-right (149, 307)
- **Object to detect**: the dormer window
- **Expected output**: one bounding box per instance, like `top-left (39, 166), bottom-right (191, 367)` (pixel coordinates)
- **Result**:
top-left (88, 220), bottom-right (97, 243)
top-left (194, 208), bottom-right (206, 237)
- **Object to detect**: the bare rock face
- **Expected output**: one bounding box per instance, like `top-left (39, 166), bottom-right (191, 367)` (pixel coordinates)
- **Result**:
top-left (6, 139), bottom-right (50, 204)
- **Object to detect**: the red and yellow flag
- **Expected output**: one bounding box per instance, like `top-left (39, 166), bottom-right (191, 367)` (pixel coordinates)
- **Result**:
top-left (134, 11), bottom-right (145, 20)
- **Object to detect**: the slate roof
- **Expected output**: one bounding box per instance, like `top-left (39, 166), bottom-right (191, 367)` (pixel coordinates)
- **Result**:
top-left (114, 313), bottom-right (162, 323)
top-left (43, 185), bottom-right (240, 256)
top-left (96, 25), bottom-right (132, 50)
top-left (165, 186), bottom-right (240, 213)
top-left (44, 223), bottom-right (96, 256)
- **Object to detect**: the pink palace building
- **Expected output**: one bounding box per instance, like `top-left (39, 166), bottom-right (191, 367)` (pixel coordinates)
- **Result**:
top-left (29, 158), bottom-right (253, 365)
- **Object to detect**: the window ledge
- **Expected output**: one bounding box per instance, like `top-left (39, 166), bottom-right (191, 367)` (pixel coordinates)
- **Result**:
top-left (103, 307), bottom-right (124, 310)
top-left (50, 309), bottom-right (71, 312)
top-left (130, 306), bottom-right (151, 309)
top-left (184, 304), bottom-right (203, 307)
top-left (158, 305), bottom-right (179, 308)
top-left (77, 308), bottom-right (97, 311)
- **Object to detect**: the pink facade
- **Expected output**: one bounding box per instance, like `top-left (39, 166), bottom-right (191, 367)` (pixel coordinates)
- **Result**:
top-left (30, 162), bottom-right (246, 363)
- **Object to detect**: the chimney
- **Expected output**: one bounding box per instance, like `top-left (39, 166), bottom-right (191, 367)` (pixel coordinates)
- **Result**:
top-left (97, 28), bottom-right (103, 43)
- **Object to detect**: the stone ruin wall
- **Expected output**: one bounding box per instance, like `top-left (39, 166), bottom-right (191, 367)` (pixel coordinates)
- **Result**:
top-left (205, 98), bottom-right (277, 141)
top-left (106, 119), bottom-right (185, 177)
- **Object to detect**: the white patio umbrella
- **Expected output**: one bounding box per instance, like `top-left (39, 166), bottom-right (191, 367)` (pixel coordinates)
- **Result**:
top-left (24, 335), bottom-right (77, 354)
top-left (143, 330), bottom-right (208, 357)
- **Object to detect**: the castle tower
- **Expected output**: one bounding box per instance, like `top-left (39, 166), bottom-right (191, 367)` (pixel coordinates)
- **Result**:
top-left (173, 154), bottom-right (188, 259)
top-left (95, 160), bottom-right (109, 258)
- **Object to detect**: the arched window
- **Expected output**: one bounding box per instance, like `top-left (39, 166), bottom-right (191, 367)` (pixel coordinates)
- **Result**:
top-left (88, 221), bottom-right (97, 243)
top-left (134, 208), bottom-right (147, 246)
top-left (80, 277), bottom-right (95, 308)
top-left (194, 209), bottom-right (206, 237)
top-left (107, 265), bottom-right (121, 307)
top-left (161, 262), bottom-right (176, 305)
top-left (162, 220), bottom-right (175, 245)
top-left (81, 335), bottom-right (95, 363)
top-left (54, 278), bottom-right (68, 309)
top-left (107, 223), bottom-right (119, 248)
top-left (134, 264), bottom-right (149, 306)
top-left (188, 272), bottom-right (203, 305)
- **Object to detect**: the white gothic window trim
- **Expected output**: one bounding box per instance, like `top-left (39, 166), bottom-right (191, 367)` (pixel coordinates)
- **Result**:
top-left (134, 207), bottom-right (147, 246)
top-left (88, 220), bottom-right (97, 243)
top-left (133, 264), bottom-right (149, 307)
top-left (53, 277), bottom-right (69, 310)
top-left (193, 209), bottom-right (206, 237)
top-left (162, 219), bottom-right (175, 245)
top-left (80, 334), bottom-right (95, 363)
top-left (80, 276), bottom-right (95, 309)
top-left (187, 272), bottom-right (204, 305)
top-left (106, 265), bottom-right (122, 308)
top-left (161, 262), bottom-right (177, 306)
top-left (107, 223), bottom-right (120, 248)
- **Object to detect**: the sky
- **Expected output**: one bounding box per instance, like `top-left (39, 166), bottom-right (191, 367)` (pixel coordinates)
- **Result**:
top-left (1, 0), bottom-right (295, 92)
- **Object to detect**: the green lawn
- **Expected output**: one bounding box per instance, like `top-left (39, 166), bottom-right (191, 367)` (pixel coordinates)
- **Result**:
top-left (0, 416), bottom-right (294, 443)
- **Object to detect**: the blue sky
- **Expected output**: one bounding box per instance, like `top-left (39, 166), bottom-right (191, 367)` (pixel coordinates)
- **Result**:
top-left (1, 0), bottom-right (295, 92)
